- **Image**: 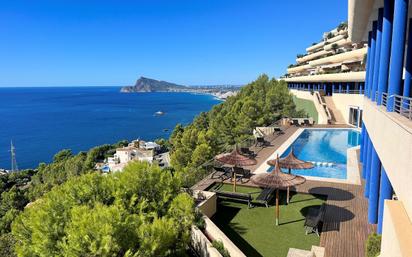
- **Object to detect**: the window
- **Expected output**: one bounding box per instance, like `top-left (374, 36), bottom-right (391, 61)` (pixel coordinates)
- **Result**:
top-left (349, 106), bottom-right (363, 127)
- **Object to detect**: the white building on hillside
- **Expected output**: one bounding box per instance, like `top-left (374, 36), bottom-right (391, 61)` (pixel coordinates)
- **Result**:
top-left (106, 140), bottom-right (160, 172)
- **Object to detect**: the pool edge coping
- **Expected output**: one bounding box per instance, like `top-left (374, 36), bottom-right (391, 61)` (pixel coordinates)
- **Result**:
top-left (253, 127), bottom-right (362, 185)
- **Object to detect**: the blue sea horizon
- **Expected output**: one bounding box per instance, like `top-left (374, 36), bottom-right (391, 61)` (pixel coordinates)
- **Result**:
top-left (0, 87), bottom-right (221, 169)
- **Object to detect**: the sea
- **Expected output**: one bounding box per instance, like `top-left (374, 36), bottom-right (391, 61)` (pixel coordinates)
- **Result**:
top-left (0, 87), bottom-right (221, 169)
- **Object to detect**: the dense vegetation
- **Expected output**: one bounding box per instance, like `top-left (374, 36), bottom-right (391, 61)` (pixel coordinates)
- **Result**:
top-left (12, 162), bottom-right (194, 257)
top-left (170, 75), bottom-right (304, 184)
top-left (366, 233), bottom-right (381, 257)
top-left (0, 74), bottom-right (304, 256)
top-left (0, 141), bottom-right (128, 256)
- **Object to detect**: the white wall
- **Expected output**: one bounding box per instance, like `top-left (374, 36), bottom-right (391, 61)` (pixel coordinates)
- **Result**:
top-left (290, 89), bottom-right (313, 101)
top-left (380, 201), bottom-right (412, 257)
top-left (191, 226), bottom-right (222, 257)
top-left (331, 93), bottom-right (364, 124)
top-left (290, 89), bottom-right (329, 124)
top-left (195, 191), bottom-right (246, 257)
top-left (204, 217), bottom-right (247, 257)
top-left (115, 151), bottom-right (132, 163)
top-left (363, 99), bottom-right (412, 218)
top-left (196, 191), bottom-right (217, 218)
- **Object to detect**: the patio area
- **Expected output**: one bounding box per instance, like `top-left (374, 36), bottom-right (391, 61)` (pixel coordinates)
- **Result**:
top-left (193, 125), bottom-right (375, 257)
top-left (208, 183), bottom-right (326, 257)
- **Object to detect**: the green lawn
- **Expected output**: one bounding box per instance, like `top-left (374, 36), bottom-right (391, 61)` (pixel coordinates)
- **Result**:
top-left (293, 96), bottom-right (318, 123)
top-left (210, 184), bottom-right (326, 257)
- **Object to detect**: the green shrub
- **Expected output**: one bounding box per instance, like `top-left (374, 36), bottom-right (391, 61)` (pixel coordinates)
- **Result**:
top-left (212, 240), bottom-right (230, 257)
top-left (366, 233), bottom-right (381, 257)
top-left (194, 210), bottom-right (205, 230)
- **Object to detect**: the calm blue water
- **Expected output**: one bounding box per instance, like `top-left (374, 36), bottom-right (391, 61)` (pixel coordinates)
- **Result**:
top-left (0, 87), bottom-right (221, 169)
top-left (268, 129), bottom-right (360, 179)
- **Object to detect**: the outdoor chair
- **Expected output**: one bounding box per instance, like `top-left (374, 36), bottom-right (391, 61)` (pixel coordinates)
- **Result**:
top-left (292, 119), bottom-right (300, 127)
top-left (233, 166), bottom-right (251, 183)
top-left (211, 166), bottom-right (232, 180)
top-left (273, 127), bottom-right (285, 135)
top-left (255, 187), bottom-right (275, 207)
top-left (304, 203), bottom-right (326, 236)
top-left (240, 147), bottom-right (256, 158)
top-left (303, 119), bottom-right (312, 126)
top-left (256, 137), bottom-right (267, 147)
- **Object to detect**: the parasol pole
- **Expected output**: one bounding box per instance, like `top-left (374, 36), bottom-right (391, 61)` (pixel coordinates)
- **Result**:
top-left (287, 167), bottom-right (291, 204)
top-left (233, 168), bottom-right (237, 192)
top-left (233, 145), bottom-right (237, 192)
top-left (287, 187), bottom-right (290, 204)
top-left (275, 188), bottom-right (279, 226)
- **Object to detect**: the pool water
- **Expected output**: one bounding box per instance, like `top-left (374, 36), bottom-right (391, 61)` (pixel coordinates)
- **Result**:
top-left (268, 129), bottom-right (360, 179)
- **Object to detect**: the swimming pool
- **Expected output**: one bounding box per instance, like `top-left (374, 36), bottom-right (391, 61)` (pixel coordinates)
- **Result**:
top-left (268, 129), bottom-right (361, 179)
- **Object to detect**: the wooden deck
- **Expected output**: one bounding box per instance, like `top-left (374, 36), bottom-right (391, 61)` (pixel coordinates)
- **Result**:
top-left (193, 125), bottom-right (375, 257)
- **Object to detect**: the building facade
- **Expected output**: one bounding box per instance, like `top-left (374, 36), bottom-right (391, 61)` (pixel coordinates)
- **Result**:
top-left (350, 0), bottom-right (412, 256)
top-left (284, 23), bottom-right (367, 95)
top-left (283, 24), bottom-right (366, 126)
top-left (106, 140), bottom-right (159, 172)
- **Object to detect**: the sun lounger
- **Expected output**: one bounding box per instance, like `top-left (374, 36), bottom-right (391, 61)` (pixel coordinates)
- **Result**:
top-left (303, 119), bottom-right (312, 126)
top-left (256, 137), bottom-right (267, 147)
top-left (255, 188), bottom-right (275, 207)
top-left (240, 147), bottom-right (256, 158)
top-left (233, 166), bottom-right (251, 183)
top-left (215, 191), bottom-right (253, 208)
top-left (292, 119), bottom-right (300, 126)
top-left (273, 127), bottom-right (285, 135)
top-left (211, 166), bottom-right (232, 180)
top-left (304, 204), bottom-right (326, 236)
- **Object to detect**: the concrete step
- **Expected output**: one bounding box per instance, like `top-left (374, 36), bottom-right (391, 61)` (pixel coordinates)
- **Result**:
top-left (323, 96), bottom-right (346, 124)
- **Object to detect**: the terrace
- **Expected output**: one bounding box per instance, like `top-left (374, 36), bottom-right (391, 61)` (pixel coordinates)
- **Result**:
top-left (208, 183), bottom-right (326, 257)
top-left (192, 125), bottom-right (375, 257)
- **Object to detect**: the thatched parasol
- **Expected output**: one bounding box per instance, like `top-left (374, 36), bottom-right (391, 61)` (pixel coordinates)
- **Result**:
top-left (268, 148), bottom-right (314, 204)
top-left (277, 148), bottom-right (314, 172)
top-left (252, 155), bottom-right (305, 226)
top-left (215, 146), bottom-right (257, 192)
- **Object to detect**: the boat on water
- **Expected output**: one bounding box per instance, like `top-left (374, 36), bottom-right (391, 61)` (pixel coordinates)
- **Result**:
top-left (154, 111), bottom-right (165, 116)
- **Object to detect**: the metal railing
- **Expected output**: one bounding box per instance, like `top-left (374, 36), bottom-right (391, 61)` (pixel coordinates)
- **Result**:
top-left (289, 87), bottom-right (313, 92)
top-left (345, 90), bottom-right (363, 94)
top-left (393, 95), bottom-right (412, 120)
top-left (378, 92), bottom-right (412, 121)
top-left (380, 92), bottom-right (388, 106)
top-left (314, 91), bottom-right (332, 121)
top-left (289, 87), bottom-right (364, 95)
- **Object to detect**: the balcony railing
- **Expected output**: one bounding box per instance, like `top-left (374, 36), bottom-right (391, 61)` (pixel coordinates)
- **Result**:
top-left (378, 92), bottom-right (412, 121)
top-left (314, 91), bottom-right (332, 122)
top-left (394, 95), bottom-right (412, 120)
top-left (290, 87), bottom-right (364, 94)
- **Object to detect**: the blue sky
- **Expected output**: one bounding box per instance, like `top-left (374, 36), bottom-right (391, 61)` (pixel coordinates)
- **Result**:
top-left (0, 0), bottom-right (347, 87)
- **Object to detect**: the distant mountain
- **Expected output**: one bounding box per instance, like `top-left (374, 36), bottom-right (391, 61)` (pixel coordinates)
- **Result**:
top-left (121, 76), bottom-right (242, 100)
top-left (121, 77), bottom-right (187, 93)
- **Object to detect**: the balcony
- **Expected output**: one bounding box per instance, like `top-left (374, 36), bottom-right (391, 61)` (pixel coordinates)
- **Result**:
top-left (306, 34), bottom-right (348, 53)
top-left (297, 49), bottom-right (331, 64)
top-left (323, 38), bottom-right (351, 51)
top-left (363, 98), bottom-right (412, 219)
top-left (309, 48), bottom-right (366, 67)
top-left (287, 64), bottom-right (312, 74)
top-left (283, 71), bottom-right (366, 83)
top-left (377, 92), bottom-right (412, 121)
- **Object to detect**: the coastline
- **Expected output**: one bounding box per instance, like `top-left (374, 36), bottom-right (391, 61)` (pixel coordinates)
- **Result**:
top-left (0, 88), bottom-right (221, 170)
top-left (120, 89), bottom-right (238, 101)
